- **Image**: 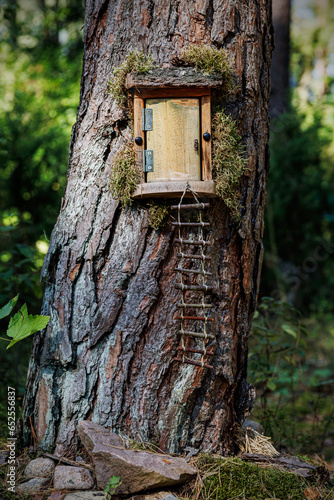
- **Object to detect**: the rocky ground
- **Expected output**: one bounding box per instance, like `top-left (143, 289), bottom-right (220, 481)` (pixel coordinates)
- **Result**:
top-left (0, 420), bottom-right (333, 499)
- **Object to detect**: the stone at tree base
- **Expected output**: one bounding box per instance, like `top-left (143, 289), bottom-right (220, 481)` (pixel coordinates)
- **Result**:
top-left (132, 493), bottom-right (180, 500)
top-left (78, 420), bottom-right (196, 494)
top-left (242, 419), bottom-right (264, 435)
top-left (63, 493), bottom-right (107, 499)
top-left (0, 450), bottom-right (8, 465)
top-left (48, 492), bottom-right (67, 500)
top-left (24, 457), bottom-right (55, 478)
top-left (16, 477), bottom-right (50, 494)
top-left (54, 465), bottom-right (94, 490)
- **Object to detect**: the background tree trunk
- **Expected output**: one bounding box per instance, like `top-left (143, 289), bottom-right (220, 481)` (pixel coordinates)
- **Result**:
top-left (22, 0), bottom-right (273, 456)
top-left (270, 0), bottom-right (290, 115)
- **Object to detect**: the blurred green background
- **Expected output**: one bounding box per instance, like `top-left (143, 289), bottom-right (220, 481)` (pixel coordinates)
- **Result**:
top-left (0, 0), bottom-right (333, 461)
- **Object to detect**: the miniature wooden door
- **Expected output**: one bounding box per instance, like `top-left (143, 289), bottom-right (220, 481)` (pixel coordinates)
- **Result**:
top-left (145, 98), bottom-right (201, 183)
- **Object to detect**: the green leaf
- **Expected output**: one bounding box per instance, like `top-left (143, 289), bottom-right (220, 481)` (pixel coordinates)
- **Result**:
top-left (6, 304), bottom-right (50, 349)
top-left (0, 295), bottom-right (19, 320)
top-left (267, 381), bottom-right (277, 391)
top-left (109, 476), bottom-right (121, 485)
top-left (282, 324), bottom-right (297, 338)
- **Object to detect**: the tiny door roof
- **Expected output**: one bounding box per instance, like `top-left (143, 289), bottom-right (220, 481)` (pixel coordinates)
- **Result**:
top-left (125, 67), bottom-right (224, 91)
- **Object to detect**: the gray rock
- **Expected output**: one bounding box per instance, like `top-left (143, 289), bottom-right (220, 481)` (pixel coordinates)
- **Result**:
top-left (78, 420), bottom-right (196, 495)
top-left (24, 457), bottom-right (55, 478)
top-left (17, 477), bottom-right (50, 494)
top-left (0, 450), bottom-right (8, 465)
top-left (132, 493), bottom-right (180, 500)
top-left (243, 419), bottom-right (264, 435)
top-left (63, 493), bottom-right (107, 499)
top-left (54, 465), bottom-right (94, 490)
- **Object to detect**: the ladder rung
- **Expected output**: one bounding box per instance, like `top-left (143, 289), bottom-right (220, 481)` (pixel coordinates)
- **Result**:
top-left (179, 330), bottom-right (215, 340)
top-left (176, 284), bottom-right (213, 292)
top-left (177, 253), bottom-right (211, 260)
top-left (172, 222), bottom-right (210, 227)
top-left (174, 316), bottom-right (214, 322)
top-left (175, 239), bottom-right (210, 246)
top-left (177, 347), bottom-right (215, 356)
top-left (171, 203), bottom-right (210, 210)
top-left (175, 268), bottom-right (212, 276)
top-left (177, 303), bottom-right (213, 308)
top-left (174, 357), bottom-right (213, 370)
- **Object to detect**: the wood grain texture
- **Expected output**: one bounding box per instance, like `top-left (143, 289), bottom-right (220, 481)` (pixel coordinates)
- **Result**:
top-left (22, 0), bottom-right (273, 457)
top-left (132, 180), bottom-right (216, 198)
top-left (146, 98), bottom-right (201, 183)
top-left (134, 95), bottom-right (145, 183)
top-left (201, 95), bottom-right (212, 181)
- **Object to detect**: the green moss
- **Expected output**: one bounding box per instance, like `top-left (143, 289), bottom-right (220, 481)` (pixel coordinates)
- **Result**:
top-left (147, 201), bottom-right (170, 230)
top-left (107, 50), bottom-right (155, 108)
top-left (180, 43), bottom-right (233, 91)
top-left (212, 110), bottom-right (247, 223)
top-left (194, 455), bottom-right (310, 500)
top-left (110, 143), bottom-right (139, 207)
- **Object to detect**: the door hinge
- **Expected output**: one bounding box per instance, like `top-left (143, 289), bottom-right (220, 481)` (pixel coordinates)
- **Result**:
top-left (142, 109), bottom-right (153, 131)
top-left (143, 150), bottom-right (154, 172)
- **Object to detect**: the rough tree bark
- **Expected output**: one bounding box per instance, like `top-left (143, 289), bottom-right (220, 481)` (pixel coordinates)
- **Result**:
top-left (270, 0), bottom-right (290, 115)
top-left (22, 0), bottom-right (273, 456)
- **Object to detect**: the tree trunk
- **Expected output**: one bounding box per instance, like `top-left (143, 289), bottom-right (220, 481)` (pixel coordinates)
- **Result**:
top-left (270, 0), bottom-right (290, 115)
top-left (22, 0), bottom-right (273, 456)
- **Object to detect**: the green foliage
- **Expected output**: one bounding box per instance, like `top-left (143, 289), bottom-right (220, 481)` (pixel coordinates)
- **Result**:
top-left (107, 50), bottom-right (155, 107)
top-left (110, 143), bottom-right (139, 207)
top-left (249, 298), bottom-right (306, 396)
top-left (0, 0), bottom-right (83, 437)
top-left (248, 298), bottom-right (334, 459)
top-left (194, 455), bottom-right (314, 500)
top-left (180, 43), bottom-right (233, 91)
top-left (4, 303), bottom-right (49, 349)
top-left (0, 295), bottom-right (18, 320)
top-left (0, 295), bottom-right (49, 349)
top-left (104, 475), bottom-right (122, 498)
top-left (147, 201), bottom-right (170, 230)
top-left (212, 110), bottom-right (247, 222)
top-left (264, 102), bottom-right (334, 312)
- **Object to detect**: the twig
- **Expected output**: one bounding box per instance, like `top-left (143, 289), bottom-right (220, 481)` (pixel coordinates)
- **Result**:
top-left (43, 453), bottom-right (94, 471)
top-left (29, 416), bottom-right (37, 452)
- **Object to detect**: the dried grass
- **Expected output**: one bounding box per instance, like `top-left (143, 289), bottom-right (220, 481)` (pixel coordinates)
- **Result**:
top-left (236, 426), bottom-right (280, 457)
top-left (107, 50), bottom-right (155, 108)
top-left (110, 142), bottom-right (139, 207)
top-left (147, 201), bottom-right (170, 230)
top-left (180, 43), bottom-right (233, 92)
top-left (212, 110), bottom-right (247, 222)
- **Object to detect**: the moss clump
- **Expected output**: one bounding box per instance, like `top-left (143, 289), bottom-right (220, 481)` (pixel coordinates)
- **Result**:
top-left (193, 455), bottom-right (310, 500)
top-left (110, 143), bottom-right (139, 207)
top-left (212, 110), bottom-right (247, 223)
top-left (108, 50), bottom-right (155, 108)
top-left (180, 43), bottom-right (233, 91)
top-left (147, 201), bottom-right (170, 230)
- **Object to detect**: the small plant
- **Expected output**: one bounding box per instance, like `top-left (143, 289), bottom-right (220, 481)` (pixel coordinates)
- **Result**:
top-left (108, 50), bottom-right (155, 107)
top-left (0, 295), bottom-right (50, 349)
top-left (110, 143), bottom-right (139, 207)
top-left (249, 297), bottom-right (306, 401)
top-left (147, 201), bottom-right (170, 230)
top-left (180, 43), bottom-right (233, 91)
top-left (104, 475), bottom-right (122, 498)
top-left (212, 110), bottom-right (247, 222)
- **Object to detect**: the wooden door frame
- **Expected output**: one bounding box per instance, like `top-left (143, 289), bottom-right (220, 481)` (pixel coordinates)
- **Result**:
top-left (133, 88), bottom-right (213, 198)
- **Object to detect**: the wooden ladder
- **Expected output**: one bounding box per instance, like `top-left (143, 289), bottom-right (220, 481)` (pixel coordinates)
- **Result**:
top-left (171, 187), bottom-right (216, 370)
